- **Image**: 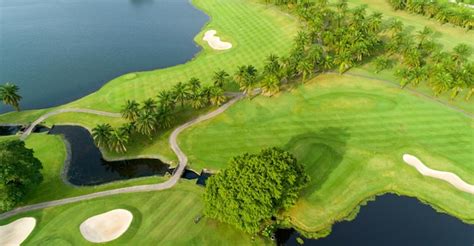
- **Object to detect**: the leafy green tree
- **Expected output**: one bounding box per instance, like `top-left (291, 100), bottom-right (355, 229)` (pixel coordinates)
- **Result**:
top-left (92, 123), bottom-right (113, 149)
top-left (204, 147), bottom-right (309, 234)
top-left (0, 83), bottom-right (22, 111)
top-left (0, 140), bottom-right (43, 211)
top-left (121, 100), bottom-right (140, 122)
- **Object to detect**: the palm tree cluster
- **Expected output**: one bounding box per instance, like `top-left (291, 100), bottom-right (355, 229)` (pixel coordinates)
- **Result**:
top-left (388, 0), bottom-right (473, 30)
top-left (261, 0), bottom-right (473, 100)
top-left (388, 22), bottom-right (474, 99)
top-left (92, 74), bottom-right (228, 153)
top-left (0, 83), bottom-right (22, 111)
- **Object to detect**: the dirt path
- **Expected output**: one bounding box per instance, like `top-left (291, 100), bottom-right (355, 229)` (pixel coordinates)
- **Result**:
top-left (0, 94), bottom-right (243, 220)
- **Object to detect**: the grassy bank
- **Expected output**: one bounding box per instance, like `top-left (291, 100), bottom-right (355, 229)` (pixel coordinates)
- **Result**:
top-left (179, 74), bottom-right (474, 234)
top-left (0, 182), bottom-right (269, 245)
top-left (0, 134), bottom-right (167, 205)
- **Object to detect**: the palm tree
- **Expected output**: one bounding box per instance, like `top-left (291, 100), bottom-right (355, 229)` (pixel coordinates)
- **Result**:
top-left (109, 128), bottom-right (129, 153)
top-left (209, 86), bottom-right (226, 106)
top-left (297, 59), bottom-right (313, 82)
top-left (264, 54), bottom-right (281, 78)
top-left (157, 90), bottom-right (175, 110)
top-left (119, 122), bottom-right (135, 136)
top-left (261, 75), bottom-right (280, 96)
top-left (0, 83), bottom-right (22, 111)
top-left (190, 92), bottom-right (207, 109)
top-left (135, 112), bottom-right (157, 137)
top-left (173, 82), bottom-right (191, 107)
top-left (188, 77), bottom-right (201, 95)
top-left (92, 123), bottom-right (113, 149)
top-left (121, 100), bottom-right (140, 122)
top-left (334, 52), bottom-right (353, 74)
top-left (234, 65), bottom-right (247, 85)
top-left (452, 44), bottom-right (471, 65)
top-left (213, 70), bottom-right (229, 88)
top-left (156, 106), bottom-right (174, 129)
top-left (141, 98), bottom-right (157, 114)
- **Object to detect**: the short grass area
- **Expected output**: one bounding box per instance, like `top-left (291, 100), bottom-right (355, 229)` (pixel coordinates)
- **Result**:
top-left (179, 74), bottom-right (474, 232)
top-left (0, 134), bottom-right (167, 205)
top-left (0, 182), bottom-right (269, 246)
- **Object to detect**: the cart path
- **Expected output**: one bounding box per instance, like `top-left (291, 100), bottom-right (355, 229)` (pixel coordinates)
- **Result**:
top-left (1, 94), bottom-right (243, 220)
top-left (20, 108), bottom-right (122, 140)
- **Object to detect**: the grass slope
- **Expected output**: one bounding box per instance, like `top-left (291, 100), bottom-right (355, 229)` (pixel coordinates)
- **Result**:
top-left (0, 182), bottom-right (269, 245)
top-left (179, 74), bottom-right (474, 232)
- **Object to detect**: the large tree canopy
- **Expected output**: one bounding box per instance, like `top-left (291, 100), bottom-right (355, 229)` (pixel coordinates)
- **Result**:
top-left (0, 140), bottom-right (43, 211)
top-left (204, 147), bottom-right (309, 234)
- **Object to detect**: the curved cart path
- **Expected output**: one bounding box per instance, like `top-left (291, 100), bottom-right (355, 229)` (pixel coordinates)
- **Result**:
top-left (20, 108), bottom-right (122, 140)
top-left (1, 94), bottom-right (243, 220)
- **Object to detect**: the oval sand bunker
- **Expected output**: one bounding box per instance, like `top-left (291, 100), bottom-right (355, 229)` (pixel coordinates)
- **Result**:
top-left (80, 209), bottom-right (133, 243)
top-left (203, 30), bottom-right (232, 50)
top-left (0, 217), bottom-right (36, 245)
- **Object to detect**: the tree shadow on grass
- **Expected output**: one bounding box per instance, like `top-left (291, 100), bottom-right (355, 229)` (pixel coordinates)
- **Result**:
top-left (284, 127), bottom-right (350, 194)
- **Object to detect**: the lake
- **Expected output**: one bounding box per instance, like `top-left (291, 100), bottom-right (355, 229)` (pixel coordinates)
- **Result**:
top-left (0, 0), bottom-right (208, 113)
top-left (277, 194), bottom-right (474, 246)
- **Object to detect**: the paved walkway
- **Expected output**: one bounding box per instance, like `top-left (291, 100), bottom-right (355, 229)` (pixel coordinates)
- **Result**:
top-left (1, 95), bottom-right (243, 220)
top-left (20, 108), bottom-right (121, 140)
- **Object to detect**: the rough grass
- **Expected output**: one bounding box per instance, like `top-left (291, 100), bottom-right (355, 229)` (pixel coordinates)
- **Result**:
top-left (179, 74), bottom-right (474, 232)
top-left (0, 182), bottom-right (269, 246)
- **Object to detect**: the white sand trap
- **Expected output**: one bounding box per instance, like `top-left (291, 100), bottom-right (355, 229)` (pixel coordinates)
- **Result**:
top-left (0, 217), bottom-right (36, 246)
top-left (403, 154), bottom-right (474, 195)
top-left (203, 30), bottom-right (232, 50)
top-left (80, 209), bottom-right (133, 243)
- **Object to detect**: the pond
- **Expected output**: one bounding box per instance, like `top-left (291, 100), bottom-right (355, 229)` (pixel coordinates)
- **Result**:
top-left (0, 0), bottom-right (208, 113)
top-left (277, 194), bottom-right (474, 246)
top-left (48, 125), bottom-right (209, 186)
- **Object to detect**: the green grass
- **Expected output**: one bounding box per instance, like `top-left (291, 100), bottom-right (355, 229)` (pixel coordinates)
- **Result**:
top-left (179, 74), bottom-right (474, 233)
top-left (0, 134), bottom-right (168, 205)
top-left (0, 182), bottom-right (269, 245)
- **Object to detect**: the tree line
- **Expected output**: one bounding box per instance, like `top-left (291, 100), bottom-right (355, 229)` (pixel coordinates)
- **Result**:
top-left (388, 0), bottom-right (474, 30)
top-left (255, 0), bottom-right (473, 100)
top-left (92, 73), bottom-right (228, 153)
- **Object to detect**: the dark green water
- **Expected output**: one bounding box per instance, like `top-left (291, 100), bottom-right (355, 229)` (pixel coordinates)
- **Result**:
top-left (0, 0), bottom-right (208, 113)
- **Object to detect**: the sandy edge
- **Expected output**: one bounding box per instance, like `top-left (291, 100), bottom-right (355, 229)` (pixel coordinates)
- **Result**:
top-left (203, 30), bottom-right (232, 50)
top-left (403, 154), bottom-right (474, 195)
top-left (0, 217), bottom-right (36, 246)
top-left (80, 209), bottom-right (133, 243)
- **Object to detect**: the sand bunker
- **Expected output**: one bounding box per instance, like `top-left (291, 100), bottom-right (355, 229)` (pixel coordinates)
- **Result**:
top-left (0, 217), bottom-right (36, 246)
top-left (203, 30), bottom-right (232, 50)
top-left (403, 154), bottom-right (474, 195)
top-left (80, 209), bottom-right (133, 243)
